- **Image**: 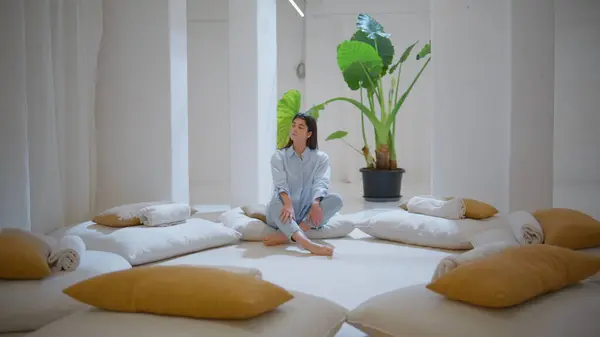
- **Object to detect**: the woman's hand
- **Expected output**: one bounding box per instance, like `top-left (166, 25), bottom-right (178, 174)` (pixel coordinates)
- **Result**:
top-left (280, 202), bottom-right (295, 223)
top-left (308, 201), bottom-right (323, 227)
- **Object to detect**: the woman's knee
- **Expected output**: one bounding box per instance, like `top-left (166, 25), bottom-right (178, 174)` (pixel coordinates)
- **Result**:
top-left (324, 193), bottom-right (343, 210)
top-left (267, 197), bottom-right (283, 210)
top-left (265, 197), bottom-right (284, 224)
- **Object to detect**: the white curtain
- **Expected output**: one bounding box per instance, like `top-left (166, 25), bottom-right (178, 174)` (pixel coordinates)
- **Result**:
top-left (0, 0), bottom-right (102, 234)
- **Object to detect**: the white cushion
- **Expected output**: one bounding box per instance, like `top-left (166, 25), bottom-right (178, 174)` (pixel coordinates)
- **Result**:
top-left (303, 213), bottom-right (357, 239)
top-left (219, 207), bottom-right (356, 241)
top-left (64, 219), bottom-right (242, 265)
top-left (356, 209), bottom-right (473, 249)
top-left (0, 251), bottom-right (131, 333)
top-left (219, 208), bottom-right (274, 241)
top-left (23, 291), bottom-right (348, 337)
top-left (453, 215), bottom-right (519, 248)
top-left (347, 282), bottom-right (600, 337)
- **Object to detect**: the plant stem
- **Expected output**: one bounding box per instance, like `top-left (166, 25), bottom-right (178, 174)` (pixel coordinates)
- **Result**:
top-left (387, 57), bottom-right (431, 126)
top-left (359, 64), bottom-right (383, 108)
top-left (360, 89), bottom-right (368, 147)
top-left (367, 93), bottom-right (378, 145)
top-left (370, 43), bottom-right (386, 119)
top-left (389, 62), bottom-right (402, 163)
top-left (388, 83), bottom-right (393, 115)
top-left (393, 65), bottom-right (402, 107)
top-left (377, 79), bottom-right (386, 121)
top-left (359, 89), bottom-right (371, 167)
top-left (391, 119), bottom-right (397, 161)
top-left (342, 138), bottom-right (364, 156)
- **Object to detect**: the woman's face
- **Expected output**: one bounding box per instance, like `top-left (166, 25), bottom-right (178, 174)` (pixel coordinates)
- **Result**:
top-left (290, 118), bottom-right (312, 145)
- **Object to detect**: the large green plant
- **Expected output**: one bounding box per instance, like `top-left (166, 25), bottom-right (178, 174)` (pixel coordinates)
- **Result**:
top-left (320, 13), bottom-right (431, 170)
top-left (276, 89), bottom-right (324, 149)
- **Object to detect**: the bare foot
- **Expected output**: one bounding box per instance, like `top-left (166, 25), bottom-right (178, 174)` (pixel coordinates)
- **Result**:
top-left (299, 240), bottom-right (334, 256)
top-left (263, 231), bottom-right (289, 246)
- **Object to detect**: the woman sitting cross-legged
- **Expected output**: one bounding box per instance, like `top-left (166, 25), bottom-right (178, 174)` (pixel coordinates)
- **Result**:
top-left (263, 112), bottom-right (343, 256)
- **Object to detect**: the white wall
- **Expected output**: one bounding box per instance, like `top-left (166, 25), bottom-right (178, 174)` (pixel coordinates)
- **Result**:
top-left (187, 0), bottom-right (305, 204)
top-left (278, 0), bottom-right (306, 102)
top-left (2, 0), bottom-right (598, 228)
top-left (187, 0), bottom-right (230, 204)
top-left (431, 0), bottom-right (555, 213)
top-left (95, 0), bottom-right (189, 212)
top-left (228, 0), bottom-right (278, 206)
top-left (430, 0), bottom-right (511, 210)
top-left (509, 0), bottom-right (555, 213)
top-left (304, 0), bottom-right (433, 197)
top-left (93, 0), bottom-right (432, 208)
top-left (554, 0), bottom-right (600, 219)
top-left (87, 0), bottom-right (600, 219)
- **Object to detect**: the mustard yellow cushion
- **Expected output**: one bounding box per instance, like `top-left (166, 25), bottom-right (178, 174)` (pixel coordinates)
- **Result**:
top-left (399, 196), bottom-right (496, 219)
top-left (0, 228), bottom-right (52, 280)
top-left (533, 208), bottom-right (600, 249)
top-left (426, 244), bottom-right (600, 308)
top-left (241, 204), bottom-right (267, 223)
top-left (94, 202), bottom-right (198, 227)
top-left (63, 265), bottom-right (294, 319)
top-left (461, 198), bottom-right (498, 219)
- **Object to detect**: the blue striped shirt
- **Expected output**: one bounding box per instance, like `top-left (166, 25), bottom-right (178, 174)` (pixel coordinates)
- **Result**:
top-left (270, 146), bottom-right (331, 214)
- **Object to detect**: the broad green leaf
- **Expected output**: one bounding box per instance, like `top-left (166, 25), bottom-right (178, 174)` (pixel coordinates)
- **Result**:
top-left (341, 63), bottom-right (377, 91)
top-left (277, 89), bottom-right (301, 149)
top-left (389, 41), bottom-right (418, 74)
top-left (337, 40), bottom-right (382, 71)
top-left (416, 41), bottom-right (431, 60)
top-left (337, 40), bottom-right (383, 91)
top-left (326, 130), bottom-right (348, 141)
top-left (306, 103), bottom-right (325, 120)
top-left (356, 13), bottom-right (391, 39)
top-left (352, 30), bottom-right (394, 75)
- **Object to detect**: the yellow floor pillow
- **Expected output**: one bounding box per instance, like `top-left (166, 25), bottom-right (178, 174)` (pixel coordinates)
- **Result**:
top-left (426, 244), bottom-right (600, 308)
top-left (399, 196), bottom-right (498, 219)
top-left (461, 198), bottom-right (498, 219)
top-left (0, 229), bottom-right (52, 280)
top-left (63, 265), bottom-right (293, 319)
top-left (533, 208), bottom-right (600, 249)
top-left (92, 201), bottom-right (167, 227)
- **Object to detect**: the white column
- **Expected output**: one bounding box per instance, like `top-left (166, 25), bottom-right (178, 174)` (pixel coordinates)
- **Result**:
top-left (430, 0), bottom-right (554, 213)
top-left (553, 0), bottom-right (600, 220)
top-left (95, 0), bottom-right (189, 211)
top-left (168, 0), bottom-right (190, 205)
top-left (229, 0), bottom-right (278, 207)
top-left (508, 0), bottom-right (554, 212)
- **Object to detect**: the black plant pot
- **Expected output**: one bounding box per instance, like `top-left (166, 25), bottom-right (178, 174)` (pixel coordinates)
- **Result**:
top-left (360, 167), bottom-right (406, 202)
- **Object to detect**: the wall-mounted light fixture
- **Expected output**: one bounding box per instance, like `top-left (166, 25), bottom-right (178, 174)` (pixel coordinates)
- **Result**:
top-left (288, 0), bottom-right (304, 17)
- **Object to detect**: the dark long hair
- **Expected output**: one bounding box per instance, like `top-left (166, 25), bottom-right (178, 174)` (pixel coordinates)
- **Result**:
top-left (284, 112), bottom-right (318, 150)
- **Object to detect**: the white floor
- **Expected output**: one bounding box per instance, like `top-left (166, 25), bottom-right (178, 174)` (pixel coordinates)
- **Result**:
top-left (192, 180), bottom-right (600, 221)
top-left (329, 181), bottom-right (416, 214)
top-left (191, 181), bottom-right (418, 218)
top-left (187, 182), bottom-right (418, 337)
top-left (188, 180), bottom-right (599, 337)
top-left (332, 181), bottom-right (600, 219)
